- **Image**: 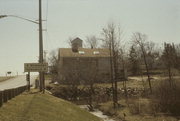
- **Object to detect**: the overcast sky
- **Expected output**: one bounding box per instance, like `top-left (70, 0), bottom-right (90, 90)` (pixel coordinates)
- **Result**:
top-left (0, 0), bottom-right (179, 75)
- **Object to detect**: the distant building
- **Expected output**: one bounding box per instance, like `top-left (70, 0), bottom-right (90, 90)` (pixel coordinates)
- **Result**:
top-left (58, 37), bottom-right (111, 83)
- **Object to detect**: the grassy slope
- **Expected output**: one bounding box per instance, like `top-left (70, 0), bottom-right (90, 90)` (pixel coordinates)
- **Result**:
top-left (0, 91), bottom-right (101, 121)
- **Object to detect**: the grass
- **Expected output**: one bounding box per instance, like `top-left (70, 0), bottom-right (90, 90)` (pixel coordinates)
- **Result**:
top-left (99, 100), bottom-right (178, 121)
top-left (0, 90), bottom-right (101, 121)
top-left (46, 74), bottom-right (180, 121)
top-left (95, 75), bottom-right (180, 89)
top-left (0, 76), bottom-right (14, 82)
top-left (94, 75), bottom-right (151, 89)
top-left (97, 75), bottom-right (180, 121)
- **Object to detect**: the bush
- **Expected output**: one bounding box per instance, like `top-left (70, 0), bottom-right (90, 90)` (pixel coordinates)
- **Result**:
top-left (128, 98), bottom-right (153, 115)
top-left (99, 102), bottom-right (118, 116)
top-left (152, 80), bottom-right (180, 116)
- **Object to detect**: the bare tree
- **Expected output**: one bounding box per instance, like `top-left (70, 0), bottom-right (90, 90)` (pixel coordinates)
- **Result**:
top-left (85, 35), bottom-right (99, 49)
top-left (129, 45), bottom-right (141, 75)
top-left (132, 32), bottom-right (152, 93)
top-left (174, 44), bottom-right (180, 71)
top-left (162, 43), bottom-right (177, 87)
top-left (119, 47), bottom-right (128, 99)
top-left (81, 58), bottom-right (98, 111)
top-left (48, 49), bottom-right (59, 82)
top-left (145, 41), bottom-right (160, 70)
top-left (101, 22), bottom-right (123, 108)
top-left (61, 58), bottom-right (81, 101)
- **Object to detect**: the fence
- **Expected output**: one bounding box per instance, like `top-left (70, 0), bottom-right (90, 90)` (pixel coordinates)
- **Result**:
top-left (0, 85), bottom-right (27, 107)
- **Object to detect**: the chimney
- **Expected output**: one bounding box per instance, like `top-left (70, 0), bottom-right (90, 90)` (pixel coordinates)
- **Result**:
top-left (71, 37), bottom-right (83, 52)
top-left (72, 43), bottom-right (78, 52)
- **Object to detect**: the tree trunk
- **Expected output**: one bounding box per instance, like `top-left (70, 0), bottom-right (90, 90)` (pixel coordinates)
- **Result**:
top-left (109, 45), bottom-right (116, 108)
top-left (141, 46), bottom-right (152, 93)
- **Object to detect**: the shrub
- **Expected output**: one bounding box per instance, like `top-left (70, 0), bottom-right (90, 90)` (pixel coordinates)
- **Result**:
top-left (128, 98), bottom-right (153, 115)
top-left (152, 80), bottom-right (180, 116)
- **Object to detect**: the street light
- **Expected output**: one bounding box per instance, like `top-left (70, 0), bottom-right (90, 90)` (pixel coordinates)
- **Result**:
top-left (0, 0), bottom-right (45, 92)
top-left (0, 15), bottom-right (39, 24)
top-left (0, 15), bottom-right (7, 19)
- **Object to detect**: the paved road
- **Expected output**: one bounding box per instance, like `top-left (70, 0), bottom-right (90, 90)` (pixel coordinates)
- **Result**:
top-left (0, 75), bottom-right (37, 91)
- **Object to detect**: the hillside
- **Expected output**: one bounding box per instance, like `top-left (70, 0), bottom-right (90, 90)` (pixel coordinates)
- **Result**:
top-left (0, 90), bottom-right (101, 121)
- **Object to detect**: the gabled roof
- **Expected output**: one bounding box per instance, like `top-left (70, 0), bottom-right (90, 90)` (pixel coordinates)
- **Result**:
top-left (59, 48), bottom-right (110, 58)
top-left (71, 37), bottom-right (83, 43)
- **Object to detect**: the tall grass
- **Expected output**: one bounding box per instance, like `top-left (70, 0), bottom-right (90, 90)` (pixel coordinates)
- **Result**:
top-left (152, 79), bottom-right (180, 116)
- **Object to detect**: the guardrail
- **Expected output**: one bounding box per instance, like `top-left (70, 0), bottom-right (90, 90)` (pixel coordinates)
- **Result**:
top-left (0, 85), bottom-right (27, 107)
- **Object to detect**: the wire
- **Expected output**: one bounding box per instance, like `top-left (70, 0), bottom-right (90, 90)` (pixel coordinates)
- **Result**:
top-left (45, 0), bottom-right (49, 30)
top-left (44, 0), bottom-right (59, 51)
top-left (44, 0), bottom-right (49, 51)
top-left (44, 0), bottom-right (62, 52)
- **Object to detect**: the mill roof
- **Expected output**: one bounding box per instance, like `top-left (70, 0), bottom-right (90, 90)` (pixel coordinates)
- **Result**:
top-left (59, 48), bottom-right (110, 58)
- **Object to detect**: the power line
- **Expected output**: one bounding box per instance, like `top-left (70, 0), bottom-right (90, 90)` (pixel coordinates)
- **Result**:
top-left (44, 0), bottom-right (61, 51)
top-left (45, 0), bottom-right (49, 31)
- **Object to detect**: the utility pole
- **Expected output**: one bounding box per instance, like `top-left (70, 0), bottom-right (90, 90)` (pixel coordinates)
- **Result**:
top-left (0, 1), bottom-right (45, 92)
top-left (44, 50), bottom-right (47, 63)
top-left (39, 0), bottom-right (44, 93)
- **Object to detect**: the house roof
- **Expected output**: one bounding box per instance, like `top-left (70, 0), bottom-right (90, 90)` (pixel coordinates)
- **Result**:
top-left (71, 37), bottom-right (83, 43)
top-left (59, 48), bottom-right (110, 58)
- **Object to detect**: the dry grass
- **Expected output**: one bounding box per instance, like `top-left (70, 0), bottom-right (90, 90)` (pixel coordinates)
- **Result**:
top-left (99, 99), bottom-right (178, 121)
top-left (95, 75), bottom-right (180, 89)
top-left (97, 75), bottom-right (180, 121)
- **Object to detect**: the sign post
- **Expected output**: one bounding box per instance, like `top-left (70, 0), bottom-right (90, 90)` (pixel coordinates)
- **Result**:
top-left (24, 63), bottom-right (48, 72)
top-left (26, 72), bottom-right (30, 91)
top-left (24, 63), bottom-right (48, 91)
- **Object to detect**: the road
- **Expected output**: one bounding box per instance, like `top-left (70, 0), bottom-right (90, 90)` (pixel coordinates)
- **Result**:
top-left (0, 75), bottom-right (37, 91)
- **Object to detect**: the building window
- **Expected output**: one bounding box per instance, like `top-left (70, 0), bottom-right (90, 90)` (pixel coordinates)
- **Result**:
top-left (93, 51), bottom-right (100, 55)
top-left (79, 51), bottom-right (85, 55)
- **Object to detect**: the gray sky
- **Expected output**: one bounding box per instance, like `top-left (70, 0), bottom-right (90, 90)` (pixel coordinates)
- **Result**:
top-left (0, 0), bottom-right (179, 75)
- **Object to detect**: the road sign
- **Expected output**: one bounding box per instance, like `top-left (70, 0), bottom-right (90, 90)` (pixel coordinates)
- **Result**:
top-left (24, 63), bottom-right (48, 72)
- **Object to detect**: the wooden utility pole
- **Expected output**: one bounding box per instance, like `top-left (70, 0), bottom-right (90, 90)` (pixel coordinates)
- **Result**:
top-left (39, 0), bottom-right (45, 93)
